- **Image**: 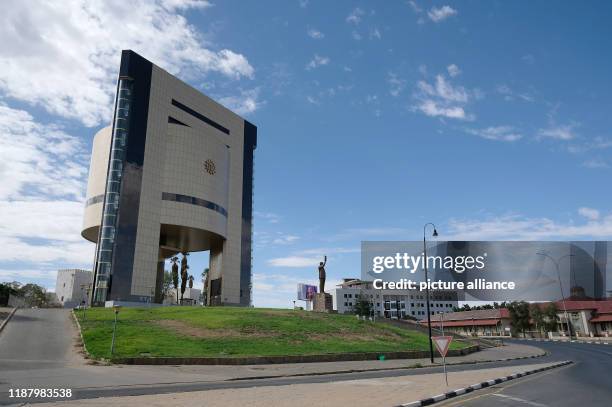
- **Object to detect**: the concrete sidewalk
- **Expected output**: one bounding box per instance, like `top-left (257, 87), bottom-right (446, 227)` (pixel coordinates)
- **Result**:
top-left (38, 360), bottom-right (566, 407)
top-left (0, 339), bottom-right (544, 394)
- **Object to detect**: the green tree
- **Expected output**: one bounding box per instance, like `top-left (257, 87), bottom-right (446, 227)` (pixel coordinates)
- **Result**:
top-left (543, 303), bottom-right (560, 333)
top-left (530, 304), bottom-right (545, 335)
top-left (171, 256), bottom-right (179, 303)
top-left (0, 281), bottom-right (20, 306)
top-left (188, 275), bottom-right (194, 289)
top-left (161, 270), bottom-right (173, 301)
top-left (508, 301), bottom-right (531, 337)
top-left (18, 283), bottom-right (48, 307)
top-left (353, 292), bottom-right (373, 317)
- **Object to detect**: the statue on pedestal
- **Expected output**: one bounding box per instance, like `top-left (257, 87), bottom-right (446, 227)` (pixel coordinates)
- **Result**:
top-left (318, 255), bottom-right (327, 294)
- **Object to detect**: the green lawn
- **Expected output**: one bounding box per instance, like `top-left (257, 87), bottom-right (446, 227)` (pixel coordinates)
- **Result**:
top-left (75, 307), bottom-right (466, 359)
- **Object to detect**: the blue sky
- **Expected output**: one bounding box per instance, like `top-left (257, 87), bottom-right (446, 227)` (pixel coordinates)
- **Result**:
top-left (0, 1), bottom-right (611, 307)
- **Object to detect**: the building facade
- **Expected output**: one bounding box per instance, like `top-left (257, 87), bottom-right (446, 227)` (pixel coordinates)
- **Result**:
top-left (425, 300), bottom-right (612, 338)
top-left (55, 269), bottom-right (93, 308)
top-left (82, 50), bottom-right (257, 306)
top-left (332, 279), bottom-right (458, 319)
top-left (426, 308), bottom-right (512, 337)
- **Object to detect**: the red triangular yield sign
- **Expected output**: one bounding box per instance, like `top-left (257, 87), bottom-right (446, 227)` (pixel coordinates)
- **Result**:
top-left (432, 336), bottom-right (452, 357)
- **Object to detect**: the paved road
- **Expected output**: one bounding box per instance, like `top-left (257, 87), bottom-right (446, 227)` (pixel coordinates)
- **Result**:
top-left (438, 340), bottom-right (612, 407)
top-left (0, 308), bottom-right (75, 371)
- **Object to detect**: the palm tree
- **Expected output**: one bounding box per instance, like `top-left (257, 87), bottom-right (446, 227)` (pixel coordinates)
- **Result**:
top-left (201, 268), bottom-right (209, 306)
top-left (170, 256), bottom-right (179, 304)
top-left (188, 275), bottom-right (194, 289)
top-left (180, 252), bottom-right (189, 301)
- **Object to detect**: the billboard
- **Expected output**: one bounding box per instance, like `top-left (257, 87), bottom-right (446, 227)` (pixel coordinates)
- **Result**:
top-left (297, 283), bottom-right (318, 301)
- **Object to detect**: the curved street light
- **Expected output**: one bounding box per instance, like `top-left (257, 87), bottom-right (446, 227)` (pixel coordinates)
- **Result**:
top-left (537, 251), bottom-right (574, 339)
top-left (423, 222), bottom-right (438, 363)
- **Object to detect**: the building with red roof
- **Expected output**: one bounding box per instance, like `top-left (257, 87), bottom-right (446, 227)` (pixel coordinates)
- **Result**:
top-left (421, 300), bottom-right (612, 338)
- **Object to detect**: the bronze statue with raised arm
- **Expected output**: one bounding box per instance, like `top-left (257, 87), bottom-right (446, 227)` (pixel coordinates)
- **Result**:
top-left (318, 255), bottom-right (327, 294)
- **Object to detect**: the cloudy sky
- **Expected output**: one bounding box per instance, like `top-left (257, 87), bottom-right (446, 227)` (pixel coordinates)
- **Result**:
top-left (1, 1), bottom-right (611, 307)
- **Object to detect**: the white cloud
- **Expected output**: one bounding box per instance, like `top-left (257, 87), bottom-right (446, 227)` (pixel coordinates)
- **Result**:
top-left (582, 158), bottom-right (609, 169)
top-left (466, 126), bottom-right (523, 142)
top-left (447, 64), bottom-right (461, 77)
top-left (352, 31), bottom-right (363, 41)
top-left (268, 256), bottom-right (321, 268)
top-left (522, 54), bottom-right (536, 64)
top-left (413, 72), bottom-right (475, 121)
top-left (306, 54), bottom-right (330, 70)
top-left (578, 207), bottom-right (600, 221)
top-left (307, 28), bottom-right (325, 39)
top-left (0, 236), bottom-right (94, 265)
top-left (0, 104), bottom-right (88, 201)
top-left (272, 235), bottom-right (300, 245)
top-left (0, 104), bottom-right (94, 267)
top-left (567, 137), bottom-right (612, 154)
top-left (408, 1), bottom-right (422, 13)
top-left (306, 96), bottom-right (319, 105)
top-left (496, 84), bottom-right (534, 102)
top-left (370, 28), bottom-right (382, 39)
top-left (254, 211), bottom-right (281, 224)
top-left (446, 209), bottom-right (612, 240)
top-left (218, 88), bottom-right (262, 115)
top-left (0, 200), bottom-right (86, 243)
top-left (299, 0), bottom-right (309, 8)
top-left (297, 247), bottom-right (360, 255)
top-left (387, 72), bottom-right (406, 97)
top-left (428, 5), bottom-right (458, 22)
top-left (0, 0), bottom-right (254, 127)
top-left (254, 231), bottom-right (301, 249)
top-left (346, 8), bottom-right (365, 24)
top-left (421, 75), bottom-right (469, 102)
top-left (538, 124), bottom-right (577, 141)
top-left (417, 100), bottom-right (468, 120)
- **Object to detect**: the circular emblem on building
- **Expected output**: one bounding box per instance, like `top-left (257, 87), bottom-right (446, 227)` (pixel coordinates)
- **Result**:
top-left (204, 159), bottom-right (216, 175)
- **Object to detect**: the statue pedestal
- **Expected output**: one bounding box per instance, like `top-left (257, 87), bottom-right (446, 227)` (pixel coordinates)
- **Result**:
top-left (313, 293), bottom-right (333, 313)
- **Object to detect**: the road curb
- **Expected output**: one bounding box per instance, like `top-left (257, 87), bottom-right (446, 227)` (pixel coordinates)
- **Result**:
top-left (0, 307), bottom-right (17, 336)
top-left (71, 310), bottom-right (91, 358)
top-left (112, 346), bottom-right (481, 366)
top-left (395, 360), bottom-right (573, 407)
top-left (226, 350), bottom-right (547, 381)
top-left (517, 337), bottom-right (611, 345)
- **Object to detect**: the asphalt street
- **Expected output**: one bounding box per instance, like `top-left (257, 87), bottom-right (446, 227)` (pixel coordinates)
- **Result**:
top-left (0, 308), bottom-right (75, 371)
top-left (437, 340), bottom-right (612, 407)
top-left (1, 310), bottom-right (611, 406)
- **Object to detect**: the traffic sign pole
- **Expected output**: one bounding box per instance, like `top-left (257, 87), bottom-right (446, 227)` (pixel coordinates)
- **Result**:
top-left (441, 313), bottom-right (447, 386)
top-left (432, 314), bottom-right (452, 387)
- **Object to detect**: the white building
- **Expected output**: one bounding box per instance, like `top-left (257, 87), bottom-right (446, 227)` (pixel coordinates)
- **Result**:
top-left (332, 278), bottom-right (458, 320)
top-left (163, 287), bottom-right (202, 305)
top-left (55, 269), bottom-right (93, 308)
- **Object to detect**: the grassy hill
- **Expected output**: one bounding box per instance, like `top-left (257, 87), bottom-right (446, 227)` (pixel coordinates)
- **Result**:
top-left (75, 307), bottom-right (466, 359)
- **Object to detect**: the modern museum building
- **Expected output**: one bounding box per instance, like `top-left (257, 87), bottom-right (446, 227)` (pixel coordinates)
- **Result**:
top-left (81, 50), bottom-right (257, 307)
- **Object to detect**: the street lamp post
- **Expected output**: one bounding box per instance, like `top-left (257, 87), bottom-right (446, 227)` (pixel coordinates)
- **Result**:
top-left (423, 222), bottom-right (438, 363)
top-left (110, 305), bottom-right (121, 356)
top-left (80, 284), bottom-right (91, 321)
top-left (537, 252), bottom-right (574, 340)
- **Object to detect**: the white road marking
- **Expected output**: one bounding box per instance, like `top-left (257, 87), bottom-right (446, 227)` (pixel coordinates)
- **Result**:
top-left (492, 393), bottom-right (548, 406)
